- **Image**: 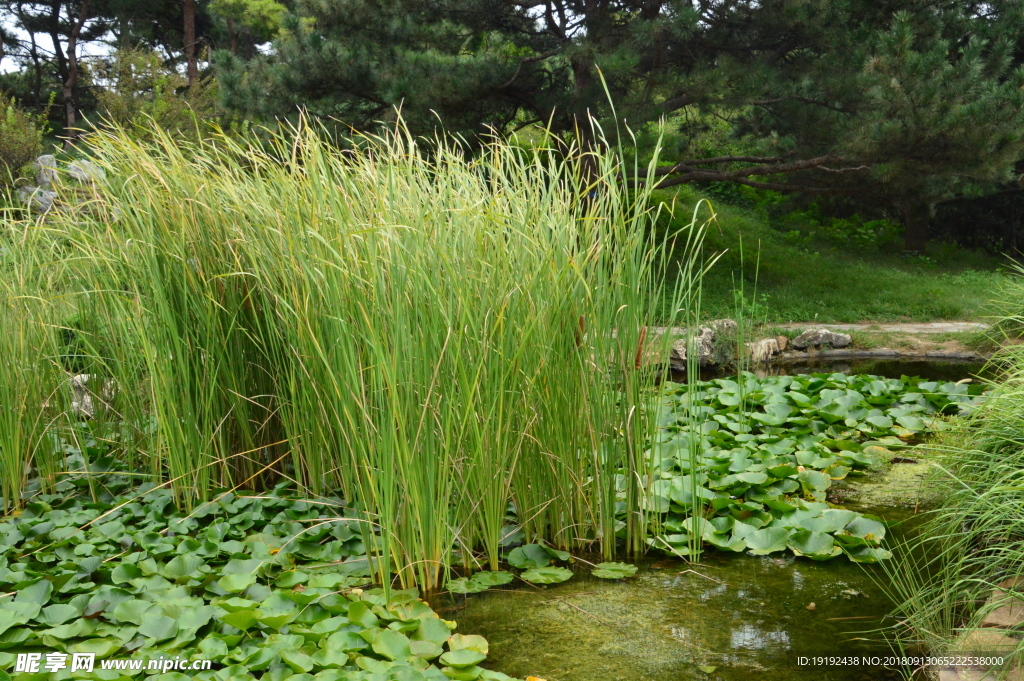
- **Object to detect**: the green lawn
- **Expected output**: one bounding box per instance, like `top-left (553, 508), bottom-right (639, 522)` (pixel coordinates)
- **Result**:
top-left (655, 188), bottom-right (1009, 323)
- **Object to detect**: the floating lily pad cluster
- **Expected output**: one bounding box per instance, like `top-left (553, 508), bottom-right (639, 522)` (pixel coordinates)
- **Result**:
top-left (644, 372), bottom-right (986, 562)
top-left (446, 544), bottom-right (638, 593)
top-left (0, 489), bottom-right (519, 681)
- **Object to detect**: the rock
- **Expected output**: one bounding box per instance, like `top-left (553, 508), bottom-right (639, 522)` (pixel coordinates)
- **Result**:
top-left (791, 328), bottom-right (852, 349)
top-left (67, 159), bottom-right (106, 183)
top-left (776, 335), bottom-right (788, 352)
top-left (981, 581), bottom-right (1024, 628)
top-left (951, 628), bottom-right (1021, 655)
top-left (670, 326), bottom-right (715, 368)
top-left (17, 185), bottom-right (57, 214)
top-left (936, 667), bottom-right (998, 681)
top-left (708, 318), bottom-right (737, 334)
top-left (70, 374), bottom-right (116, 419)
top-left (34, 154), bottom-right (58, 187)
top-left (745, 338), bottom-right (780, 363)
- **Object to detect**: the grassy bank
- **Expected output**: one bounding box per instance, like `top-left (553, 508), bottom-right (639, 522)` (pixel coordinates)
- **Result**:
top-left (654, 187), bottom-right (1009, 324)
top-left (879, 274), bottom-right (1024, 672)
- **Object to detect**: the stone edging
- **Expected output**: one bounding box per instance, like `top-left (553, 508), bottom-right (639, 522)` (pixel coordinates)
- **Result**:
top-left (774, 348), bottom-right (991, 363)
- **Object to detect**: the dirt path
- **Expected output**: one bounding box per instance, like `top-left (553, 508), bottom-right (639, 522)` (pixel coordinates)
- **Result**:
top-left (776, 322), bottom-right (989, 334)
top-left (773, 322), bottom-right (994, 361)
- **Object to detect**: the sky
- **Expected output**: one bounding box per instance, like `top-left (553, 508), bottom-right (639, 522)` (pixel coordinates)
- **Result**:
top-left (1, 13), bottom-right (112, 74)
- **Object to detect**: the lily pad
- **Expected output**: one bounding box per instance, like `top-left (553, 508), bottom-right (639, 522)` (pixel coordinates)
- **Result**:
top-left (506, 544), bottom-right (552, 569)
top-left (592, 562), bottom-right (638, 579)
top-left (519, 567), bottom-right (573, 584)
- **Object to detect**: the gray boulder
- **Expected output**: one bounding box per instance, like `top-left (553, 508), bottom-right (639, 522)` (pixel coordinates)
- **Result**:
top-left (34, 154), bottom-right (58, 187)
top-left (708, 318), bottom-right (738, 334)
top-left (17, 185), bottom-right (57, 214)
top-left (791, 328), bottom-right (852, 349)
top-left (745, 337), bottom-right (781, 363)
top-left (67, 159), bottom-right (106, 183)
top-left (70, 374), bottom-right (117, 419)
top-left (670, 325), bottom-right (716, 368)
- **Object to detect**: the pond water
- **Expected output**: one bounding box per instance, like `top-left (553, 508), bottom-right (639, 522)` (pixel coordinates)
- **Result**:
top-left (439, 360), bottom-right (973, 681)
top-left (439, 507), bottom-right (921, 681)
top-left (693, 358), bottom-right (989, 383)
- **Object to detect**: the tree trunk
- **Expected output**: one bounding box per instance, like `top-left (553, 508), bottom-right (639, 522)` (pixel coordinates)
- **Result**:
top-left (900, 200), bottom-right (931, 253)
top-left (61, 0), bottom-right (91, 149)
top-left (184, 0), bottom-right (198, 86)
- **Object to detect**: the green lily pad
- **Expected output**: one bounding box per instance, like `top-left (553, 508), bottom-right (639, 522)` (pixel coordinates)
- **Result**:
top-left (506, 544), bottom-right (551, 569)
top-left (447, 578), bottom-right (488, 594)
top-left (519, 567), bottom-right (573, 584)
top-left (470, 571), bottom-right (514, 587)
top-left (744, 527), bottom-right (792, 555)
top-left (592, 562), bottom-right (638, 579)
top-left (440, 648), bottom-right (487, 667)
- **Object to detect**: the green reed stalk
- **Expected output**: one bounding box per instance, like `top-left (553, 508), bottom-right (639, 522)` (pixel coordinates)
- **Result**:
top-left (4, 117), bottom-right (707, 590)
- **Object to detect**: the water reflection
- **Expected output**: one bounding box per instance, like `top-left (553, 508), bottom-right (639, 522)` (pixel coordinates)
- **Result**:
top-left (730, 624), bottom-right (790, 650)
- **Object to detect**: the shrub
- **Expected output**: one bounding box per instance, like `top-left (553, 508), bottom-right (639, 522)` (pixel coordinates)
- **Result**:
top-left (93, 48), bottom-right (219, 142)
top-left (0, 94), bottom-right (45, 186)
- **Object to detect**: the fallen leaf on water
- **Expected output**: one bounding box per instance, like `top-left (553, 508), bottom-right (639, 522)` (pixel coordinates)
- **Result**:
top-left (526, 677), bottom-right (548, 681)
top-left (698, 665), bottom-right (718, 673)
top-left (806, 602), bottom-right (816, 611)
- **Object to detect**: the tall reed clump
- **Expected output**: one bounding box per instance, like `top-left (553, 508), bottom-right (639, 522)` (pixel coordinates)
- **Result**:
top-left (0, 224), bottom-right (71, 513)
top-left (6, 119), bottom-right (708, 591)
top-left (879, 270), bottom-right (1024, 667)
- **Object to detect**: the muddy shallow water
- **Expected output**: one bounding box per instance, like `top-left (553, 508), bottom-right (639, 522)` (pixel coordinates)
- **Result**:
top-left (440, 508), bottom-right (922, 681)
top-left (438, 360), bottom-right (973, 681)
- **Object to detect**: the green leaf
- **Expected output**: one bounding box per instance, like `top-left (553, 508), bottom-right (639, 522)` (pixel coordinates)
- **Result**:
top-left (843, 517), bottom-right (886, 543)
top-left (745, 527), bottom-right (791, 555)
top-left (592, 562), bottom-right (638, 579)
top-left (865, 414), bottom-right (893, 429)
top-left (896, 414), bottom-right (926, 431)
top-left (519, 567), bottom-right (573, 584)
top-left (448, 634), bottom-right (488, 654)
top-left (111, 564), bottom-right (142, 584)
top-left (506, 544), bottom-right (551, 569)
top-left (440, 649), bottom-right (487, 667)
top-left (218, 572), bottom-right (258, 593)
top-left (413, 617), bottom-right (454, 645)
top-left (845, 545), bottom-right (893, 563)
top-left (34, 604), bottom-right (79, 626)
top-left (324, 630), bottom-right (370, 652)
top-left (138, 615), bottom-right (178, 640)
top-left (219, 609), bottom-right (259, 630)
top-left (347, 600), bottom-right (379, 629)
top-left (160, 554), bottom-right (205, 580)
top-left (446, 578), bottom-right (487, 594)
top-left (367, 628), bottom-right (412, 661)
top-left (281, 649), bottom-right (315, 672)
top-left (787, 531), bottom-right (840, 559)
top-left (470, 570), bottom-right (514, 587)
top-left (15, 579), bottom-right (52, 605)
top-left (111, 598), bottom-right (153, 625)
top-left (735, 471), bottom-right (768, 485)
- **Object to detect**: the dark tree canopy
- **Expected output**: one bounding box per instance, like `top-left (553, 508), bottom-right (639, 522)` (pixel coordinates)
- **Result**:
top-left (213, 0), bottom-right (1024, 249)
top-left (2, 0), bottom-right (1023, 249)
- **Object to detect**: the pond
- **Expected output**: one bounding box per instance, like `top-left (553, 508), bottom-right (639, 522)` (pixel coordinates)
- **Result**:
top-left (699, 358), bottom-right (989, 383)
top-left (438, 502), bottom-right (920, 681)
top-left (437, 360), bottom-right (981, 681)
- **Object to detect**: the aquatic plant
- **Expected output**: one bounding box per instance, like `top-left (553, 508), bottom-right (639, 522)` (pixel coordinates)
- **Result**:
top-left (0, 118), bottom-right (710, 592)
top-left (0, 484), bottom-right (521, 681)
top-left (645, 372), bottom-right (985, 562)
